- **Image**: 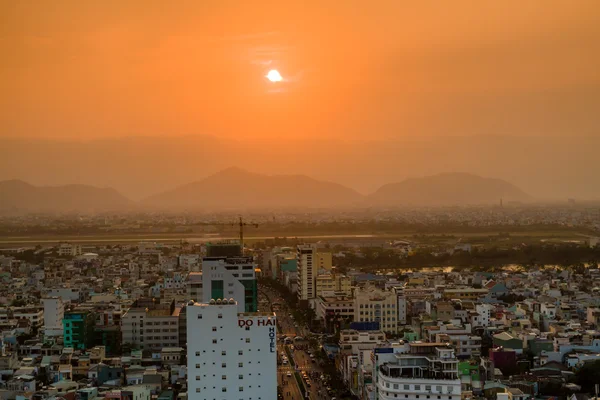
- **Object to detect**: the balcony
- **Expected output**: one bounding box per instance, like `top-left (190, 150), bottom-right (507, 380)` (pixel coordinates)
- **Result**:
top-left (379, 363), bottom-right (459, 381)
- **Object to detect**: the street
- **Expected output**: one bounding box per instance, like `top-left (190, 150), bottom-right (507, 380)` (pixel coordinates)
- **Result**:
top-left (260, 286), bottom-right (335, 400)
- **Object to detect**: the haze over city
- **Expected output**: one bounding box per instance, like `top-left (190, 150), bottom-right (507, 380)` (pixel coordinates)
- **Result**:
top-left (2, 1), bottom-right (600, 206)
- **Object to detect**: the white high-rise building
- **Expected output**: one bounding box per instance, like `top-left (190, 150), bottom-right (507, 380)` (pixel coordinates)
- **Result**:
top-left (186, 299), bottom-right (277, 400)
top-left (42, 297), bottom-right (64, 329)
top-left (297, 244), bottom-right (316, 302)
top-left (42, 297), bottom-right (64, 337)
top-left (373, 342), bottom-right (461, 400)
top-left (202, 256), bottom-right (257, 313)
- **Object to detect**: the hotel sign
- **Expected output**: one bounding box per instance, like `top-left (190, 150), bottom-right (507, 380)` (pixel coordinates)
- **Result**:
top-left (238, 318), bottom-right (277, 353)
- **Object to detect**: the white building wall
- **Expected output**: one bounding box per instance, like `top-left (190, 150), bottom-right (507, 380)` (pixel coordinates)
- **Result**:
top-left (186, 301), bottom-right (276, 400)
top-left (377, 376), bottom-right (461, 400)
top-left (354, 286), bottom-right (399, 333)
top-left (202, 258), bottom-right (256, 313)
top-left (42, 298), bottom-right (64, 329)
top-left (373, 345), bottom-right (461, 400)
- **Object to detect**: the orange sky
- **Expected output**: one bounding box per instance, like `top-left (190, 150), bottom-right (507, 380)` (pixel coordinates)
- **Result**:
top-left (1, 1), bottom-right (599, 140)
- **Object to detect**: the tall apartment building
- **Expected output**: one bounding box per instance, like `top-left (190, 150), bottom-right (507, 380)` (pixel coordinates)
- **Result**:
top-left (297, 244), bottom-right (316, 302)
top-left (373, 342), bottom-right (461, 400)
top-left (121, 299), bottom-right (180, 351)
top-left (63, 309), bottom-right (96, 350)
top-left (186, 299), bottom-right (277, 400)
top-left (42, 297), bottom-right (65, 337)
top-left (392, 287), bottom-right (407, 325)
top-left (354, 285), bottom-right (399, 334)
top-left (202, 256), bottom-right (257, 313)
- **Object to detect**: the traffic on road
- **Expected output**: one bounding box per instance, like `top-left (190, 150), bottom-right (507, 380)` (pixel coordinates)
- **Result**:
top-left (260, 285), bottom-right (345, 400)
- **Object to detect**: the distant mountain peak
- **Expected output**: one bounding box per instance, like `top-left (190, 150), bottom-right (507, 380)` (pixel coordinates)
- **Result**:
top-left (0, 180), bottom-right (132, 214)
top-left (144, 169), bottom-right (362, 210)
top-left (368, 173), bottom-right (530, 206)
top-left (215, 166), bottom-right (250, 175)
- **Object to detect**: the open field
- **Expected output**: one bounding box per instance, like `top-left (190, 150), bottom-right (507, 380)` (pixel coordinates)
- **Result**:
top-left (0, 227), bottom-right (592, 248)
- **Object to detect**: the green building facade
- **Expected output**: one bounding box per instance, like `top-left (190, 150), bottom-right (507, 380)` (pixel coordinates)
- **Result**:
top-left (63, 310), bottom-right (96, 350)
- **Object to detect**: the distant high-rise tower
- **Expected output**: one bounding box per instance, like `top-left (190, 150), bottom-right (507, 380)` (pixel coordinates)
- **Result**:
top-left (297, 244), bottom-right (316, 302)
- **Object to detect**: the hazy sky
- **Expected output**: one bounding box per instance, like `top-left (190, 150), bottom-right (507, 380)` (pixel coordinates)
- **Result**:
top-left (1, 1), bottom-right (599, 140)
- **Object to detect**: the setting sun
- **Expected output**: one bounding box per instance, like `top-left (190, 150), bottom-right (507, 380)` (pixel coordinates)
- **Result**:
top-left (266, 69), bottom-right (282, 82)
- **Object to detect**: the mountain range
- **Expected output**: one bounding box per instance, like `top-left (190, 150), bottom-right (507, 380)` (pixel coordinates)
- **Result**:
top-left (0, 169), bottom-right (531, 213)
top-left (0, 180), bottom-right (132, 213)
top-left (0, 136), bottom-right (597, 201)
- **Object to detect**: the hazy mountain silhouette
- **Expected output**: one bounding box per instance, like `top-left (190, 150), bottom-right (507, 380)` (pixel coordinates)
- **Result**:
top-left (0, 180), bottom-right (132, 214)
top-left (367, 173), bottom-right (531, 206)
top-left (143, 167), bottom-right (363, 210)
top-left (0, 135), bottom-right (598, 201)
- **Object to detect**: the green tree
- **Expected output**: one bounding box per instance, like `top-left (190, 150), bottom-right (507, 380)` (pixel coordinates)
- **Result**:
top-left (575, 360), bottom-right (600, 393)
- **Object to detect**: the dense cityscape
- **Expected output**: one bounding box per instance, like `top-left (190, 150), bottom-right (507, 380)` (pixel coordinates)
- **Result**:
top-left (0, 211), bottom-right (599, 400)
top-left (3, 1), bottom-right (600, 400)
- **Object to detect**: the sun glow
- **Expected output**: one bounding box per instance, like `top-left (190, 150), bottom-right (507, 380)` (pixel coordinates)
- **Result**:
top-left (266, 69), bottom-right (282, 82)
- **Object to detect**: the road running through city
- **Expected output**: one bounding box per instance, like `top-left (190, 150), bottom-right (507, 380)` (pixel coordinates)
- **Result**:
top-left (260, 287), bottom-right (335, 400)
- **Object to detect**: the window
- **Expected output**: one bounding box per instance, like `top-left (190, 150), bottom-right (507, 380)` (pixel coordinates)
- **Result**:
top-left (213, 339), bottom-right (217, 344)
top-left (393, 384), bottom-right (399, 389)
top-left (246, 338), bottom-right (250, 343)
top-left (238, 362), bottom-right (243, 367)
top-left (238, 350), bottom-right (243, 355)
top-left (222, 375), bottom-right (227, 380)
top-left (222, 388), bottom-right (227, 392)
top-left (415, 385), bottom-right (421, 390)
top-left (239, 387), bottom-right (243, 392)
top-left (195, 389), bottom-right (200, 393)
top-left (222, 363), bottom-right (226, 368)
top-left (222, 351), bottom-right (226, 355)
top-left (212, 327), bottom-right (217, 331)
top-left (404, 385), bottom-right (410, 390)
top-left (218, 314), bottom-right (223, 319)
top-left (245, 326), bottom-right (250, 331)
top-left (195, 364), bottom-right (200, 368)
top-left (196, 376), bottom-right (200, 380)
top-left (239, 375), bottom-right (243, 379)
top-left (436, 386), bottom-right (442, 393)
top-left (426, 386), bottom-right (431, 391)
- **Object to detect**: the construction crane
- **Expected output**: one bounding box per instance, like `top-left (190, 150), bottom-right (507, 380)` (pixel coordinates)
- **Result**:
top-left (195, 217), bottom-right (258, 254)
top-left (234, 216), bottom-right (258, 254)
